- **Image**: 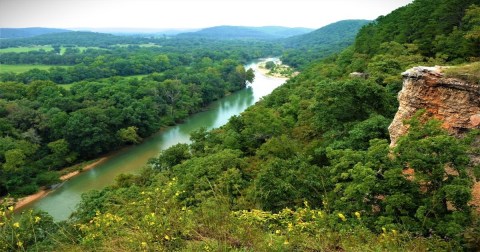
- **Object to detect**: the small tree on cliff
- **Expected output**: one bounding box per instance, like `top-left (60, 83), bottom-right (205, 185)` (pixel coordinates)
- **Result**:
top-left (394, 113), bottom-right (473, 239)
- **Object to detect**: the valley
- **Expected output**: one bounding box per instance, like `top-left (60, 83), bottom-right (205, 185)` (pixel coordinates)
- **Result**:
top-left (1, 0), bottom-right (479, 251)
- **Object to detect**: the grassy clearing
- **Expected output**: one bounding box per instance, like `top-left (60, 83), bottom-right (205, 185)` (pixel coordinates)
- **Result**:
top-left (0, 45), bottom-right (103, 55)
top-left (443, 62), bottom-right (480, 84)
top-left (0, 64), bottom-right (70, 73)
top-left (0, 45), bottom-right (53, 53)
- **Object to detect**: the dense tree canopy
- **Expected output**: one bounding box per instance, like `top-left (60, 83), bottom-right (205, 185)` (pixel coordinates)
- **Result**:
top-left (1, 0), bottom-right (480, 250)
top-left (0, 39), bottom-right (265, 197)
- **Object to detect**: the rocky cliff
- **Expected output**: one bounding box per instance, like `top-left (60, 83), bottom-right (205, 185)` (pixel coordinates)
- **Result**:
top-left (388, 66), bottom-right (480, 147)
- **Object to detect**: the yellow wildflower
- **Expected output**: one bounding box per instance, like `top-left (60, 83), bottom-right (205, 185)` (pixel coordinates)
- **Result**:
top-left (275, 229), bottom-right (281, 234)
top-left (0, 211), bottom-right (4, 216)
top-left (303, 200), bottom-right (309, 208)
top-left (16, 241), bottom-right (23, 247)
top-left (338, 213), bottom-right (346, 222)
top-left (287, 223), bottom-right (293, 231)
top-left (35, 216), bottom-right (41, 223)
top-left (8, 206), bottom-right (14, 212)
top-left (392, 229), bottom-right (397, 236)
top-left (0, 222), bottom-right (4, 226)
top-left (382, 227), bottom-right (387, 233)
top-left (354, 211), bottom-right (361, 219)
top-left (318, 211), bottom-right (324, 218)
top-left (164, 235), bottom-right (170, 240)
top-left (141, 242), bottom-right (147, 247)
top-left (283, 240), bottom-right (289, 245)
top-left (13, 222), bottom-right (20, 228)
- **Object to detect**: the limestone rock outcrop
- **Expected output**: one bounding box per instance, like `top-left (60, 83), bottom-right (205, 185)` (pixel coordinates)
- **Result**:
top-left (388, 66), bottom-right (480, 146)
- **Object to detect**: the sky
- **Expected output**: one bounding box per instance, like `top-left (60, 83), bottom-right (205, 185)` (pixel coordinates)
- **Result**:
top-left (0, 0), bottom-right (413, 30)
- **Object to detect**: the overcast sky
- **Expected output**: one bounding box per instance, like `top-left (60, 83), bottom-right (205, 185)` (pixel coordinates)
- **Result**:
top-left (0, 0), bottom-right (413, 30)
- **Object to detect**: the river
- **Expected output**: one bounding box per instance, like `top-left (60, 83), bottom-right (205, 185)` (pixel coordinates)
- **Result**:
top-left (23, 59), bottom-right (286, 221)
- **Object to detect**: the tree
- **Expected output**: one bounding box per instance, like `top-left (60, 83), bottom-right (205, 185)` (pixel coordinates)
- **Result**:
top-left (3, 149), bottom-right (26, 171)
top-left (394, 115), bottom-right (472, 238)
top-left (117, 126), bottom-right (141, 144)
top-left (149, 143), bottom-right (191, 171)
top-left (245, 68), bottom-right (255, 83)
top-left (264, 61), bottom-right (276, 69)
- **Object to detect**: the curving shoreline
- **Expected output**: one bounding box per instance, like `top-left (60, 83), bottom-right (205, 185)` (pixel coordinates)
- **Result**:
top-left (11, 58), bottom-right (290, 218)
top-left (13, 157), bottom-right (109, 211)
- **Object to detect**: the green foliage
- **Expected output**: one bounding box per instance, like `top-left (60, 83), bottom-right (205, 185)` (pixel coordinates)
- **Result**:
top-left (149, 143), bottom-right (191, 172)
top-left (0, 39), bottom-right (266, 197)
top-left (4, 0), bottom-right (480, 250)
top-left (354, 0), bottom-right (480, 61)
top-left (0, 206), bottom-right (58, 251)
top-left (282, 20), bottom-right (371, 69)
top-left (264, 61), bottom-right (276, 69)
top-left (117, 126), bottom-right (141, 144)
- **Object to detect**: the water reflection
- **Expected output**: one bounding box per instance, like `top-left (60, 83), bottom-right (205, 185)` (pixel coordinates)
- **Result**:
top-left (25, 59), bottom-right (285, 221)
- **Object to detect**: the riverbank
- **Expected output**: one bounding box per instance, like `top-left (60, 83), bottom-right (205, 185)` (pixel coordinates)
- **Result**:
top-left (14, 58), bottom-right (288, 220)
top-left (257, 59), bottom-right (298, 79)
top-left (8, 59), bottom-right (288, 214)
top-left (12, 157), bottom-right (109, 211)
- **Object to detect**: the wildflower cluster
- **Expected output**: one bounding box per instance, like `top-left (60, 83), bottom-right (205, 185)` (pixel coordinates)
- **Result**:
top-left (77, 211), bottom-right (125, 245)
top-left (0, 204), bottom-right (56, 251)
top-left (72, 177), bottom-right (194, 250)
top-left (233, 203), bottom-right (406, 249)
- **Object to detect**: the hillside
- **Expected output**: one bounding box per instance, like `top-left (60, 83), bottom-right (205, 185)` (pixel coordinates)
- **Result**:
top-left (250, 26), bottom-right (313, 38)
top-left (354, 0), bottom-right (480, 60)
top-left (176, 25), bottom-right (312, 40)
top-left (0, 27), bottom-right (71, 39)
top-left (281, 19), bottom-right (371, 69)
top-left (2, 0), bottom-right (480, 251)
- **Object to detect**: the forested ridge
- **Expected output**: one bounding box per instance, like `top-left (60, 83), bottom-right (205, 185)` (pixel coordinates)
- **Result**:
top-left (281, 19), bottom-right (371, 69)
top-left (1, 0), bottom-right (480, 251)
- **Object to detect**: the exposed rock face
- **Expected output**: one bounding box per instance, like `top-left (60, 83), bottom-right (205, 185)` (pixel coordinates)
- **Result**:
top-left (388, 66), bottom-right (480, 146)
top-left (349, 72), bottom-right (368, 79)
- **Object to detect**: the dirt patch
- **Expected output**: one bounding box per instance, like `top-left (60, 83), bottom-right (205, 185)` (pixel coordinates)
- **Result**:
top-left (13, 157), bottom-right (109, 211)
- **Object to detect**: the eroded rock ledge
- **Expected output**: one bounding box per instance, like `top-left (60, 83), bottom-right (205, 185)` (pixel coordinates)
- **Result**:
top-left (388, 66), bottom-right (480, 147)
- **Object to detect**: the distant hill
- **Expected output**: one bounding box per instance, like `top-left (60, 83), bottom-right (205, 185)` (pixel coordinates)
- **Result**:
top-left (251, 26), bottom-right (313, 38)
top-left (75, 28), bottom-right (201, 36)
top-left (0, 31), bottom-right (154, 48)
top-left (0, 27), bottom-right (71, 39)
top-left (176, 26), bottom-right (313, 40)
top-left (281, 20), bottom-right (371, 69)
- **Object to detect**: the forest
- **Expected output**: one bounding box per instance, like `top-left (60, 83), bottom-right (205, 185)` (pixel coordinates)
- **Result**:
top-left (0, 39), bottom-right (264, 196)
top-left (1, 0), bottom-right (480, 251)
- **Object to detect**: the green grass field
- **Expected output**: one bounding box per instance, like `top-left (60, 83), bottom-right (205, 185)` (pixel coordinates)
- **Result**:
top-left (0, 64), bottom-right (70, 73)
top-left (0, 45), bottom-right (54, 53)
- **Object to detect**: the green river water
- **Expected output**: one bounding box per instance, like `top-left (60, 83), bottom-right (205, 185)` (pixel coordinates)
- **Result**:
top-left (23, 59), bottom-right (286, 221)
